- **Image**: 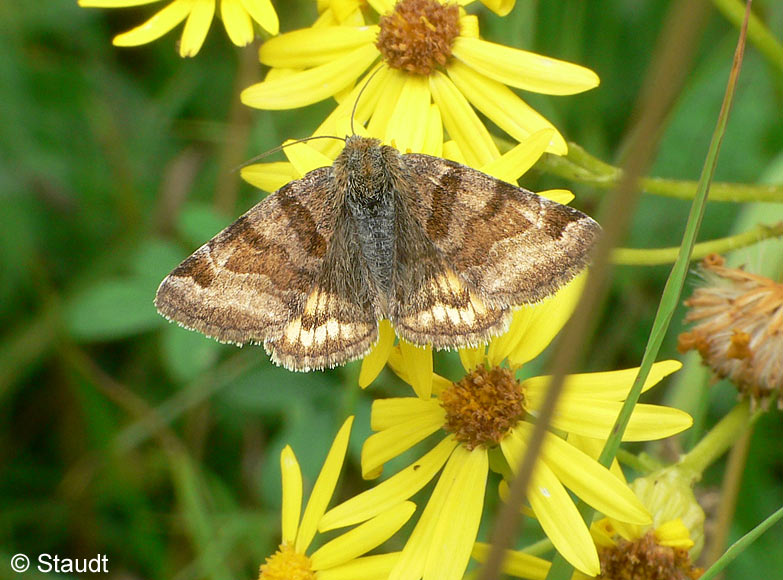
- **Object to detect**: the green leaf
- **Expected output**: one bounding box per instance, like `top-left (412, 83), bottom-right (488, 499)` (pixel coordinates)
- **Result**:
top-left (131, 238), bottom-right (186, 288)
top-left (160, 324), bottom-right (223, 383)
top-left (177, 202), bottom-right (231, 249)
top-left (66, 279), bottom-right (163, 341)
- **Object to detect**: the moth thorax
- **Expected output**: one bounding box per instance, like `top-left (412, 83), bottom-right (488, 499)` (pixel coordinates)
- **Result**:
top-left (345, 174), bottom-right (396, 301)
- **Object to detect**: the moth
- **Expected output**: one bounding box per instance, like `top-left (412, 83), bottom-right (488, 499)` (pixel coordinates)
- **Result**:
top-left (155, 135), bottom-right (601, 371)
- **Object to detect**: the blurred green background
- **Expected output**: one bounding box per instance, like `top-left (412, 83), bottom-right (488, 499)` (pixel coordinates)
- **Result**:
top-left (1, 1), bottom-right (782, 578)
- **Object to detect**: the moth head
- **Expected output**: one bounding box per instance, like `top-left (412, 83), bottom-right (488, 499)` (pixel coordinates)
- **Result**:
top-left (339, 135), bottom-right (391, 201)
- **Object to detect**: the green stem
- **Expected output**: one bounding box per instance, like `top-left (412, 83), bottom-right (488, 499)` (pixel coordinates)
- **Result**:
top-left (678, 399), bottom-right (759, 477)
top-left (612, 223), bottom-right (783, 265)
top-left (541, 144), bottom-right (783, 202)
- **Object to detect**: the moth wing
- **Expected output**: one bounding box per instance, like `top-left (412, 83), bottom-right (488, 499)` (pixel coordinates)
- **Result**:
top-left (388, 159), bottom-right (509, 349)
top-left (155, 168), bottom-right (338, 349)
top-left (265, 214), bottom-right (380, 371)
top-left (391, 261), bottom-right (511, 349)
top-left (400, 154), bottom-right (600, 306)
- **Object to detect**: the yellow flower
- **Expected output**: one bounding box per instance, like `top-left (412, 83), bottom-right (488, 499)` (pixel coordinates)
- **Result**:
top-left (581, 465), bottom-right (705, 580)
top-left (241, 0), bottom-right (598, 161)
top-left (316, 278), bottom-right (692, 578)
top-left (472, 431), bottom-right (706, 580)
top-left (79, 0), bottom-right (279, 57)
top-left (259, 417), bottom-right (415, 580)
top-left (472, 519), bottom-right (699, 580)
top-left (318, 0), bottom-right (517, 22)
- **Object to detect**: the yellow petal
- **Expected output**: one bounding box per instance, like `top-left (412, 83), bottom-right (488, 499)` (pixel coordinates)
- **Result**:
top-left (442, 139), bottom-right (466, 164)
top-left (515, 424), bottom-right (650, 525)
top-left (280, 445), bottom-right (302, 545)
top-left (322, 437), bottom-right (456, 530)
top-left (458, 346), bottom-right (485, 372)
top-left (477, 0), bottom-right (515, 16)
top-left (422, 447), bottom-right (488, 580)
top-left (472, 542), bottom-right (550, 580)
top-left (283, 139), bottom-right (335, 175)
top-left (311, 502), bottom-right (415, 569)
top-left (385, 74), bottom-right (431, 153)
top-left (479, 128), bottom-right (553, 183)
top-left (361, 412), bottom-right (444, 478)
top-left (386, 345), bottom-right (451, 395)
top-left (241, 43), bottom-right (379, 109)
top-left (295, 416), bottom-right (354, 553)
top-left (452, 37), bottom-right (600, 95)
top-left (259, 26), bottom-right (377, 68)
top-left (312, 63), bottom-right (389, 153)
top-left (240, 162), bottom-right (300, 192)
top-left (80, 0), bottom-right (161, 6)
top-left (316, 553), bottom-right (401, 580)
top-left (371, 397), bottom-right (440, 431)
top-left (366, 69), bottom-right (407, 139)
top-left (239, 0), bottom-right (278, 35)
top-left (429, 70), bottom-right (500, 168)
top-left (111, 0), bottom-right (191, 47)
top-left (421, 103), bottom-right (444, 156)
top-left (590, 517), bottom-right (621, 548)
top-left (399, 339), bottom-right (433, 399)
top-left (538, 188), bottom-right (574, 204)
top-left (501, 430), bottom-right (600, 575)
top-left (655, 519), bottom-right (694, 549)
top-left (567, 433), bottom-right (627, 483)
top-left (359, 319), bottom-right (396, 388)
top-left (367, 0), bottom-right (394, 13)
top-left (179, 0), bottom-right (213, 57)
top-left (390, 447), bottom-right (487, 580)
top-left (458, 14), bottom-right (479, 38)
top-left (448, 60), bottom-right (567, 155)
top-left (523, 360), bottom-right (684, 403)
top-left (220, 0), bottom-right (253, 46)
top-left (490, 270), bottom-right (586, 368)
top-left (325, 0), bottom-right (362, 23)
top-left (545, 398), bottom-right (693, 441)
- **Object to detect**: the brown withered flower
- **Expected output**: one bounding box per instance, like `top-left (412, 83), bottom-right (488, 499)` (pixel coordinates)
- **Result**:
top-left (678, 254), bottom-right (783, 408)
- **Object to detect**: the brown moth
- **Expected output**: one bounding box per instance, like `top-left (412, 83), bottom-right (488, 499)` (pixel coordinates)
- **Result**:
top-left (155, 135), bottom-right (601, 371)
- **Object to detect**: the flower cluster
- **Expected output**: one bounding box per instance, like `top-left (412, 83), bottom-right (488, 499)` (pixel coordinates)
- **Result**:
top-left (78, 1), bottom-right (779, 579)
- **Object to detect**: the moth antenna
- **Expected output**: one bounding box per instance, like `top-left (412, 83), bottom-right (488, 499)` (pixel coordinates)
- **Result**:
top-left (350, 64), bottom-right (386, 136)
top-left (235, 135), bottom-right (346, 171)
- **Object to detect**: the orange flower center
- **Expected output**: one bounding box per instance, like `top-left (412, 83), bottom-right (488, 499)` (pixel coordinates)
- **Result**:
top-left (258, 543), bottom-right (314, 580)
top-left (440, 365), bottom-right (525, 450)
top-left (376, 0), bottom-right (460, 75)
top-left (598, 531), bottom-right (702, 580)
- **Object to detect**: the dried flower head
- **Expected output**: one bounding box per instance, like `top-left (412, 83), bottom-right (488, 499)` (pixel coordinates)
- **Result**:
top-left (678, 254), bottom-right (783, 408)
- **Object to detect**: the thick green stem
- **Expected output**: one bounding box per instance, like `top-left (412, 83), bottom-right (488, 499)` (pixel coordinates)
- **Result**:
top-left (678, 400), bottom-right (758, 478)
top-left (612, 223), bottom-right (783, 265)
top-left (540, 144), bottom-right (783, 203)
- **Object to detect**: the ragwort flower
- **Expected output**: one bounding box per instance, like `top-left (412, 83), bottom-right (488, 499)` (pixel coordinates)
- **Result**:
top-left (317, 277), bottom-right (693, 579)
top-left (259, 417), bottom-right (415, 580)
top-left (472, 516), bottom-right (700, 580)
top-left (241, 0), bottom-right (599, 161)
top-left (79, 0), bottom-right (279, 57)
